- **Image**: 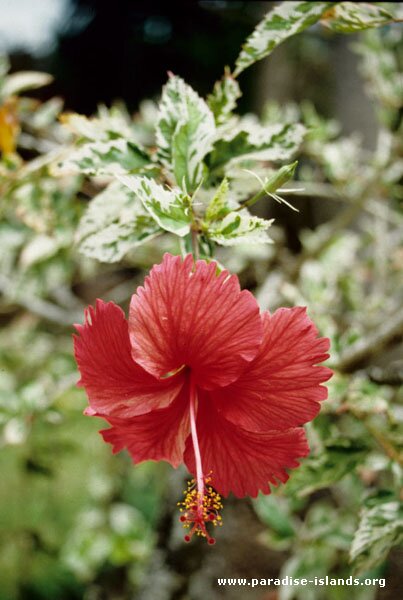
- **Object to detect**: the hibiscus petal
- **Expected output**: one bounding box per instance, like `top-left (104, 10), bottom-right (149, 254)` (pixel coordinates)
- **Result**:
top-left (129, 253), bottom-right (262, 390)
top-left (213, 307), bottom-right (332, 431)
top-left (74, 299), bottom-right (184, 417)
top-left (100, 382), bottom-right (190, 468)
top-left (184, 392), bottom-right (309, 498)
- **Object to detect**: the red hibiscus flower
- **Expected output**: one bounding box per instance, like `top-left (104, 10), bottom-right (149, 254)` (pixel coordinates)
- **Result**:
top-left (74, 253), bottom-right (331, 544)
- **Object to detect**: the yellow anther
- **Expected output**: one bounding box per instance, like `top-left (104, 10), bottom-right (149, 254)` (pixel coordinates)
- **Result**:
top-left (177, 475), bottom-right (224, 545)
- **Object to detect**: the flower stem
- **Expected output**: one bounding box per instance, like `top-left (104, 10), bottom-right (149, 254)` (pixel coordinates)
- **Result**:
top-left (189, 377), bottom-right (204, 501)
top-left (191, 227), bottom-right (200, 261)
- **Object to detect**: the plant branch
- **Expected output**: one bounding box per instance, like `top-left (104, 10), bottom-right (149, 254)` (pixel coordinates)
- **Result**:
top-left (191, 227), bottom-right (200, 260)
top-left (334, 307), bottom-right (403, 373)
top-left (346, 403), bottom-right (403, 467)
top-left (364, 422), bottom-right (403, 466)
top-left (0, 274), bottom-right (82, 326)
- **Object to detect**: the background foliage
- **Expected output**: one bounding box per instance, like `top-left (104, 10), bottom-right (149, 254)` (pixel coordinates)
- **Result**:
top-left (0, 2), bottom-right (402, 599)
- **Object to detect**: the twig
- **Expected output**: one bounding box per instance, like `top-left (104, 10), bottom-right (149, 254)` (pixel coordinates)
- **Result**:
top-left (288, 193), bottom-right (368, 280)
top-left (282, 183), bottom-right (403, 225)
top-left (364, 423), bottom-right (403, 466)
top-left (0, 274), bottom-right (82, 326)
top-left (103, 277), bottom-right (143, 304)
top-left (334, 307), bottom-right (403, 373)
top-left (347, 404), bottom-right (403, 467)
top-left (368, 363), bottom-right (403, 386)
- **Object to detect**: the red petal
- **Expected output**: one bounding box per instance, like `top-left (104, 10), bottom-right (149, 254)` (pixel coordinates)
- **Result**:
top-left (129, 254), bottom-right (262, 390)
top-left (184, 392), bottom-right (309, 498)
top-left (100, 381), bottom-right (190, 468)
top-left (213, 308), bottom-right (332, 431)
top-left (74, 299), bottom-right (184, 418)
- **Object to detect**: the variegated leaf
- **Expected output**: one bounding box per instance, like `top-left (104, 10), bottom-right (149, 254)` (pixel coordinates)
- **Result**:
top-left (209, 122), bottom-right (305, 175)
top-left (207, 69), bottom-right (242, 125)
top-left (60, 107), bottom-right (134, 142)
top-left (234, 1), bottom-right (334, 76)
top-left (2, 71), bottom-right (53, 98)
top-left (205, 178), bottom-right (232, 222)
top-left (205, 209), bottom-right (273, 245)
top-left (350, 498), bottom-right (403, 573)
top-left (156, 75), bottom-right (216, 190)
top-left (117, 175), bottom-right (192, 236)
top-left (76, 181), bottom-right (161, 263)
top-left (322, 2), bottom-right (395, 33)
top-left (59, 139), bottom-right (150, 176)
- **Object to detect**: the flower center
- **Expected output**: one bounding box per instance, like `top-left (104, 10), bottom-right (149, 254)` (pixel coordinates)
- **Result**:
top-left (177, 377), bottom-right (223, 544)
top-left (160, 364), bottom-right (186, 379)
top-left (178, 477), bottom-right (223, 544)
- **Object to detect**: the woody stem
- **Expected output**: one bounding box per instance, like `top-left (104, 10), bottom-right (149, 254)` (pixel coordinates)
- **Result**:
top-left (189, 377), bottom-right (204, 504)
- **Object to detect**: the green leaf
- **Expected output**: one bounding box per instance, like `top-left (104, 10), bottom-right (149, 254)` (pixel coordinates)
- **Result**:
top-left (76, 181), bottom-right (161, 263)
top-left (286, 442), bottom-right (368, 497)
top-left (322, 2), bottom-right (395, 33)
top-left (254, 496), bottom-right (296, 538)
top-left (59, 139), bottom-right (150, 176)
top-left (156, 75), bottom-right (216, 190)
top-left (207, 68), bottom-right (242, 125)
top-left (117, 175), bottom-right (192, 237)
top-left (204, 209), bottom-right (273, 246)
top-left (205, 178), bottom-right (232, 221)
top-left (208, 123), bottom-right (305, 175)
top-left (234, 1), bottom-right (334, 76)
top-left (350, 497), bottom-right (403, 573)
top-left (2, 71), bottom-right (53, 98)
